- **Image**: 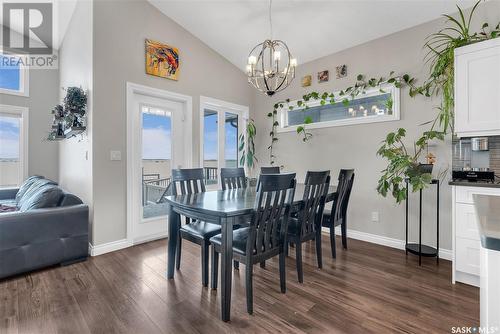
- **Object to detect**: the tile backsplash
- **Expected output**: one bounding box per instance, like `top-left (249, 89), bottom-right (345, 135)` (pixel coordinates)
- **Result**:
top-left (452, 136), bottom-right (500, 175)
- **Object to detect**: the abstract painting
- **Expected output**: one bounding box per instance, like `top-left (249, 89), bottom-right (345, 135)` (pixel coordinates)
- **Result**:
top-left (336, 64), bottom-right (347, 79)
top-left (318, 70), bottom-right (329, 83)
top-left (145, 39), bottom-right (179, 81)
top-left (301, 75), bottom-right (312, 87)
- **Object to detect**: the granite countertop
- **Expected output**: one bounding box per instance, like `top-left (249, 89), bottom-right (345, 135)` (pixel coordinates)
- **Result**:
top-left (449, 180), bottom-right (500, 188)
top-left (473, 195), bottom-right (500, 251)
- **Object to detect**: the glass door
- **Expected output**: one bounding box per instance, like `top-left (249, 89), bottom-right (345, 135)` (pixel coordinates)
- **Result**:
top-left (141, 105), bottom-right (172, 220)
top-left (201, 99), bottom-right (247, 190)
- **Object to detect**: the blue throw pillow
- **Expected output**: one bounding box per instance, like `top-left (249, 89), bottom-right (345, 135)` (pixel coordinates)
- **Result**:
top-left (15, 175), bottom-right (43, 204)
top-left (17, 178), bottom-right (57, 208)
top-left (19, 185), bottom-right (63, 212)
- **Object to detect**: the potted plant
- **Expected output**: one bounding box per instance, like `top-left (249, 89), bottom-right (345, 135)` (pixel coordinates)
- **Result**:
top-left (47, 87), bottom-right (87, 140)
top-left (238, 119), bottom-right (258, 186)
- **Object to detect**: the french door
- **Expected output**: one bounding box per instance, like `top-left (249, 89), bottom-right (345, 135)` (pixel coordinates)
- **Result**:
top-left (127, 84), bottom-right (191, 244)
top-left (200, 97), bottom-right (249, 189)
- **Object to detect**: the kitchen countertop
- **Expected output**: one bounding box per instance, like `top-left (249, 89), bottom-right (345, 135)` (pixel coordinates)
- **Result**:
top-left (472, 195), bottom-right (500, 251)
top-left (449, 180), bottom-right (500, 188)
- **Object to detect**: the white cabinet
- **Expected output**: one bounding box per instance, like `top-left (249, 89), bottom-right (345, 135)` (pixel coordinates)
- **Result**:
top-left (452, 186), bottom-right (500, 287)
top-left (454, 38), bottom-right (500, 137)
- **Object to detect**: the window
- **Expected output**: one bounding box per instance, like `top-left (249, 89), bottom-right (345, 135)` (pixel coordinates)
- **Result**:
top-left (0, 105), bottom-right (28, 188)
top-left (0, 54), bottom-right (29, 96)
top-left (279, 84), bottom-right (399, 131)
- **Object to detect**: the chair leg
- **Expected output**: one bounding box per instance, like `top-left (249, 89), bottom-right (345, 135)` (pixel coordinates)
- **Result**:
top-left (201, 241), bottom-right (209, 287)
top-left (295, 242), bottom-right (303, 283)
top-left (279, 252), bottom-right (286, 293)
top-left (341, 218), bottom-right (347, 250)
top-left (330, 226), bottom-right (337, 259)
top-left (211, 247), bottom-right (219, 290)
top-left (285, 241), bottom-right (289, 256)
top-left (246, 263), bottom-right (253, 315)
top-left (315, 230), bottom-right (323, 269)
top-left (260, 261), bottom-right (266, 268)
top-left (176, 235), bottom-right (182, 270)
top-left (233, 260), bottom-right (239, 270)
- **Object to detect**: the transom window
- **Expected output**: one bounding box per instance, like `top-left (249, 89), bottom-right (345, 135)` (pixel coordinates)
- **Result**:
top-left (279, 84), bottom-right (399, 132)
top-left (0, 53), bottom-right (29, 97)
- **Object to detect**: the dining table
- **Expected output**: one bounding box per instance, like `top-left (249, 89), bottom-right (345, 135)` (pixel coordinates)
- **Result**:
top-left (164, 183), bottom-right (337, 322)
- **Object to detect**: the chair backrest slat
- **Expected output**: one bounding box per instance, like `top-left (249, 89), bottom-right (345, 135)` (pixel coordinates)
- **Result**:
top-left (297, 171), bottom-right (331, 237)
top-left (260, 166), bottom-right (280, 174)
top-left (171, 168), bottom-right (206, 196)
top-left (220, 168), bottom-right (247, 190)
top-left (333, 169), bottom-right (355, 223)
top-left (247, 173), bottom-right (296, 257)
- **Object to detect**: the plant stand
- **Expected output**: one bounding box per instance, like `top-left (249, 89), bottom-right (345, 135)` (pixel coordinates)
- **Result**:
top-left (405, 179), bottom-right (440, 266)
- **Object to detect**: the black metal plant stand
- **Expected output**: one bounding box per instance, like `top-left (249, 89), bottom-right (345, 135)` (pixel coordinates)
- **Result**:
top-left (405, 179), bottom-right (440, 266)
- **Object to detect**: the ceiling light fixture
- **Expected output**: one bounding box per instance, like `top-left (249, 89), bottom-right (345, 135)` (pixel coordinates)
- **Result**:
top-left (246, 0), bottom-right (297, 96)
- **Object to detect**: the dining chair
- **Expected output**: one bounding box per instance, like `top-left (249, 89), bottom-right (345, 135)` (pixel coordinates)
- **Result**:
top-left (322, 169), bottom-right (355, 258)
top-left (173, 168), bottom-right (221, 287)
top-left (220, 167), bottom-right (247, 190)
top-left (210, 173), bottom-right (296, 314)
top-left (260, 166), bottom-right (280, 174)
top-left (287, 171), bottom-right (330, 283)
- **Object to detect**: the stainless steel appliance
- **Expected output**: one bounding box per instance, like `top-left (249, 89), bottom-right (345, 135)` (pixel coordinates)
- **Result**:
top-left (452, 170), bottom-right (495, 183)
top-left (471, 137), bottom-right (489, 151)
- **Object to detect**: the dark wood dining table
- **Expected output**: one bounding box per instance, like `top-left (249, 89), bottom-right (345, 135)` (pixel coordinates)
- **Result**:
top-left (164, 184), bottom-right (337, 322)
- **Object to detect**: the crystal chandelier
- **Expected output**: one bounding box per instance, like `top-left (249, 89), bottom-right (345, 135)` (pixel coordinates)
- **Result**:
top-left (246, 0), bottom-right (297, 96)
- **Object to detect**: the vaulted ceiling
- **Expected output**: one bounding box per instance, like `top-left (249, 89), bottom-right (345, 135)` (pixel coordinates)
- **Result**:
top-left (149, 0), bottom-right (476, 71)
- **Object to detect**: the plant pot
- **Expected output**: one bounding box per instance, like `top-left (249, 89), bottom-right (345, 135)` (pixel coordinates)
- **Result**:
top-left (64, 125), bottom-right (86, 138)
top-left (417, 163), bottom-right (434, 174)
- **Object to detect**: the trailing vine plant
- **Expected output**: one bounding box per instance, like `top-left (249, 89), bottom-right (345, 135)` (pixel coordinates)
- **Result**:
top-left (268, 0), bottom-right (500, 202)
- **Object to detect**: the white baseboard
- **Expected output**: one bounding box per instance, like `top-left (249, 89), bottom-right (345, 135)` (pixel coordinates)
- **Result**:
top-left (89, 238), bottom-right (133, 256)
top-left (323, 227), bottom-right (452, 261)
top-left (133, 232), bottom-right (168, 245)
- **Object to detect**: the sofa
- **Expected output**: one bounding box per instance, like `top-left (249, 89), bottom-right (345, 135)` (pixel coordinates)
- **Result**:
top-left (0, 176), bottom-right (89, 279)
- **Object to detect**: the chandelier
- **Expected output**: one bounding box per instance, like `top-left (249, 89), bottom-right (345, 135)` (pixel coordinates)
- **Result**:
top-left (246, 0), bottom-right (297, 96)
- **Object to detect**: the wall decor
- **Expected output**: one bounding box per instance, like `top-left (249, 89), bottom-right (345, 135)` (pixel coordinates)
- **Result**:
top-left (336, 64), bottom-right (347, 78)
top-left (48, 87), bottom-right (87, 140)
top-left (318, 70), bottom-right (329, 83)
top-left (301, 75), bottom-right (312, 87)
top-left (145, 39), bottom-right (179, 81)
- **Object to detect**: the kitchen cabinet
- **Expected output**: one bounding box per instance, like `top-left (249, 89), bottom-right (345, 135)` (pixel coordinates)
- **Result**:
top-left (454, 38), bottom-right (500, 137)
top-left (452, 185), bottom-right (500, 287)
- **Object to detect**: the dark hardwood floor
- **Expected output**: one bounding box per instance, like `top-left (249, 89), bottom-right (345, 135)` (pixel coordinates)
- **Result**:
top-left (0, 235), bottom-right (478, 334)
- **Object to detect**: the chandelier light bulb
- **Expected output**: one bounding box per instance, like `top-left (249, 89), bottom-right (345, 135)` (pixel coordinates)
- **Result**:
top-left (248, 56), bottom-right (257, 65)
top-left (290, 58), bottom-right (297, 67)
top-left (274, 51), bottom-right (281, 61)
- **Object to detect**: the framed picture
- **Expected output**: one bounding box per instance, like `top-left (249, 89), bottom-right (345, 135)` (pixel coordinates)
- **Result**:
top-left (336, 64), bottom-right (347, 79)
top-left (145, 39), bottom-right (180, 81)
top-left (301, 75), bottom-right (312, 87)
top-left (318, 70), bottom-right (329, 83)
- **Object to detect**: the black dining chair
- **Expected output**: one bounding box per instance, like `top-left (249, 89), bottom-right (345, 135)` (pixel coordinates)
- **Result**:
top-left (322, 169), bottom-right (355, 258)
top-left (220, 167), bottom-right (247, 190)
top-left (287, 171), bottom-right (330, 283)
top-left (260, 166), bottom-right (280, 174)
top-left (173, 168), bottom-right (222, 287)
top-left (210, 173), bottom-right (296, 314)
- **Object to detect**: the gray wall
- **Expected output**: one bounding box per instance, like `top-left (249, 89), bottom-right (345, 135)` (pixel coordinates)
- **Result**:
top-left (58, 0), bottom-right (93, 237)
top-left (91, 0), bottom-right (252, 245)
top-left (251, 1), bottom-right (500, 251)
top-left (0, 28), bottom-right (59, 182)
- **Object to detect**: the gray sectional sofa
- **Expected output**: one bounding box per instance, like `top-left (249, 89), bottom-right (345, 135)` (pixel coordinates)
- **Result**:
top-left (0, 176), bottom-right (89, 279)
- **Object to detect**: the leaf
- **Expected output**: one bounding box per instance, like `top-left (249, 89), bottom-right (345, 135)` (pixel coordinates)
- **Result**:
top-left (357, 74), bottom-right (364, 81)
top-left (304, 116), bottom-right (313, 124)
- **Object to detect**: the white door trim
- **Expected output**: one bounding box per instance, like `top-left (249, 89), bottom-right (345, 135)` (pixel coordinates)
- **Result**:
top-left (126, 82), bottom-right (193, 246)
top-left (199, 96), bottom-right (249, 175)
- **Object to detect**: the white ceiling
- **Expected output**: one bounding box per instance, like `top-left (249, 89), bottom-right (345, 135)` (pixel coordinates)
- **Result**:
top-left (149, 0), bottom-right (476, 71)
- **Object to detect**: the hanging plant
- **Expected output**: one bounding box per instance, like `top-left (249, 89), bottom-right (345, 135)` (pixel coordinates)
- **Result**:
top-left (267, 0), bottom-right (500, 203)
